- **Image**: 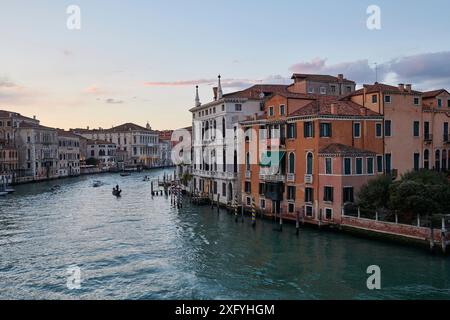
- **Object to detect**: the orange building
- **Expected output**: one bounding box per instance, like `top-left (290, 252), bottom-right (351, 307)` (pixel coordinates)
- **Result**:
top-left (240, 93), bottom-right (384, 225)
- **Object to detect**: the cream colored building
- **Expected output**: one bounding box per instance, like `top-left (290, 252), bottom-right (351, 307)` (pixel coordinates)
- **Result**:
top-left (57, 130), bottom-right (80, 177)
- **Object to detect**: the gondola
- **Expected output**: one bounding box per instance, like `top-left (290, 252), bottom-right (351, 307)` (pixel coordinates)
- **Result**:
top-left (112, 189), bottom-right (122, 197)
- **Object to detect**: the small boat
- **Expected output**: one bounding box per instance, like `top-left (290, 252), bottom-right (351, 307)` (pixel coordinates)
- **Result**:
top-left (5, 188), bottom-right (15, 194)
top-left (92, 180), bottom-right (103, 188)
top-left (112, 189), bottom-right (122, 197)
top-left (0, 191), bottom-right (8, 197)
top-left (120, 172), bottom-right (130, 177)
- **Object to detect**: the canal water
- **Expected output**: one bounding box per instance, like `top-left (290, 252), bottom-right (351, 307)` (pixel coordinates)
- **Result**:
top-left (1, 169), bottom-right (449, 300)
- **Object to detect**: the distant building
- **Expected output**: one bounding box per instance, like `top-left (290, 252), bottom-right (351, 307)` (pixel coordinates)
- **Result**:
top-left (71, 122), bottom-right (159, 168)
top-left (85, 139), bottom-right (117, 169)
top-left (290, 73), bottom-right (356, 96)
top-left (57, 130), bottom-right (80, 177)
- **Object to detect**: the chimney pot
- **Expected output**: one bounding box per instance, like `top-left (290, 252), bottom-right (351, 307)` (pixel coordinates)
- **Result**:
top-left (398, 83), bottom-right (405, 92)
top-left (338, 74), bottom-right (344, 81)
top-left (405, 84), bottom-right (412, 92)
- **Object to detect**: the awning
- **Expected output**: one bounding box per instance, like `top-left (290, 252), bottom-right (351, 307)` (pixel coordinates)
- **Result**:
top-left (260, 151), bottom-right (286, 167)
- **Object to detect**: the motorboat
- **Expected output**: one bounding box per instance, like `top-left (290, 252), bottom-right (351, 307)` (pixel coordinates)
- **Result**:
top-left (112, 189), bottom-right (122, 197)
top-left (120, 172), bottom-right (131, 177)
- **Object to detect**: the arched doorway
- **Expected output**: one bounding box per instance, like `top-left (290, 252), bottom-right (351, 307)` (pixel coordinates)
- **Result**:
top-left (435, 150), bottom-right (441, 171)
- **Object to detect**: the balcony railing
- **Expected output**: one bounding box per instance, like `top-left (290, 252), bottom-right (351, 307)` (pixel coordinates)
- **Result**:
top-left (304, 174), bottom-right (313, 184)
top-left (287, 173), bottom-right (295, 182)
top-left (444, 134), bottom-right (450, 144)
top-left (260, 174), bottom-right (286, 182)
top-left (424, 133), bottom-right (433, 143)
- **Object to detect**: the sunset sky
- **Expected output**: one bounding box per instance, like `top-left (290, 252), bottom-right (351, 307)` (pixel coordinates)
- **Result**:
top-left (1, 0), bottom-right (450, 130)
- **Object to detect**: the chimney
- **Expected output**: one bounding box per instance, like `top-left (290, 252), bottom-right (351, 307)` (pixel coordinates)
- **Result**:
top-left (87, 126), bottom-right (90, 130)
top-left (33, 115), bottom-right (36, 120)
top-left (398, 83), bottom-right (405, 92)
top-left (213, 87), bottom-right (218, 101)
top-left (360, 107), bottom-right (368, 116)
top-left (330, 103), bottom-right (337, 115)
top-left (337, 74), bottom-right (344, 82)
top-left (405, 84), bottom-right (412, 92)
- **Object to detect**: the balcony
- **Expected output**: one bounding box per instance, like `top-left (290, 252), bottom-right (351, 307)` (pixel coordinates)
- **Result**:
top-left (287, 173), bottom-right (295, 183)
top-left (260, 174), bottom-right (286, 182)
top-left (424, 133), bottom-right (433, 144)
top-left (304, 174), bottom-right (313, 184)
top-left (444, 134), bottom-right (450, 144)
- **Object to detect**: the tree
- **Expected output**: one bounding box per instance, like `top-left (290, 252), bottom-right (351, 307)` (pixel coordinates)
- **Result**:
top-left (389, 170), bottom-right (450, 217)
top-left (357, 175), bottom-right (393, 211)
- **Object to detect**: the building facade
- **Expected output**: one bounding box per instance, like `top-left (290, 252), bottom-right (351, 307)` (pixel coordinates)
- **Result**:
top-left (86, 139), bottom-right (117, 169)
top-left (240, 93), bottom-right (384, 224)
top-left (71, 122), bottom-right (159, 168)
top-left (57, 130), bottom-right (81, 177)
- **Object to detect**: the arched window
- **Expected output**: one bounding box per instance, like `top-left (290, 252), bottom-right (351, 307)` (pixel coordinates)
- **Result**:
top-left (306, 152), bottom-right (313, 175)
top-left (424, 149), bottom-right (430, 170)
top-left (246, 152), bottom-right (250, 171)
top-left (435, 150), bottom-right (441, 171)
top-left (222, 118), bottom-right (226, 138)
top-left (289, 153), bottom-right (295, 174)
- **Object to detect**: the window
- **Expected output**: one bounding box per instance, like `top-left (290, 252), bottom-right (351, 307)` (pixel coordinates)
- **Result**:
top-left (377, 156), bottom-right (383, 173)
top-left (384, 95), bottom-right (391, 103)
top-left (384, 120), bottom-right (392, 137)
top-left (269, 106), bottom-right (274, 116)
top-left (287, 123), bottom-right (297, 139)
top-left (447, 100), bottom-right (450, 108)
top-left (287, 186), bottom-right (296, 200)
top-left (331, 86), bottom-right (336, 93)
top-left (325, 208), bottom-right (333, 220)
top-left (414, 97), bottom-right (420, 106)
top-left (306, 152), bottom-right (313, 175)
top-left (304, 122), bottom-right (314, 138)
top-left (414, 153), bottom-right (420, 171)
top-left (222, 105), bottom-right (225, 111)
top-left (213, 181), bottom-right (218, 194)
top-left (305, 206), bottom-right (313, 217)
top-left (320, 123), bottom-right (332, 137)
top-left (324, 186), bottom-right (334, 202)
top-left (320, 87), bottom-right (326, 95)
top-left (413, 121), bottom-right (420, 137)
top-left (244, 181), bottom-right (251, 193)
top-left (288, 203), bottom-right (295, 213)
top-left (246, 152), bottom-right (250, 171)
top-left (222, 183), bottom-right (226, 197)
top-left (325, 158), bottom-right (332, 175)
top-left (385, 154), bottom-right (392, 174)
top-left (376, 123), bottom-right (383, 138)
top-left (288, 153), bottom-right (295, 174)
top-left (444, 122), bottom-right (449, 142)
top-left (259, 183), bottom-right (265, 195)
top-left (235, 104), bottom-right (242, 111)
top-left (424, 149), bottom-right (430, 170)
top-left (260, 199), bottom-right (266, 209)
top-left (367, 158), bottom-right (374, 175)
top-left (438, 99), bottom-right (442, 108)
top-left (356, 158), bottom-right (363, 175)
top-left (279, 105), bottom-right (285, 115)
top-left (246, 197), bottom-right (251, 206)
top-left (343, 187), bottom-right (354, 203)
top-left (308, 87), bottom-right (314, 94)
top-left (372, 95), bottom-right (378, 103)
top-left (344, 158), bottom-right (352, 175)
top-left (353, 122), bottom-right (361, 138)
top-left (305, 188), bottom-right (314, 203)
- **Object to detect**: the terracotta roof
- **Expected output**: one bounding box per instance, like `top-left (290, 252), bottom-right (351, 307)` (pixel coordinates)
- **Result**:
top-left (291, 74), bottom-right (355, 84)
top-left (422, 89), bottom-right (450, 99)
top-left (319, 143), bottom-right (377, 156)
top-left (289, 96), bottom-right (380, 117)
top-left (350, 83), bottom-right (422, 96)
top-left (223, 84), bottom-right (290, 100)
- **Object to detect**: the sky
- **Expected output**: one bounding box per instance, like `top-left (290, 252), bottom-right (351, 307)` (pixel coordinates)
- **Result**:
top-left (1, 0), bottom-right (450, 131)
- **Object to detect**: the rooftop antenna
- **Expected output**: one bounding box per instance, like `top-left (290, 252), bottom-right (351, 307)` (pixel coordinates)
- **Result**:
top-left (373, 62), bottom-right (378, 83)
